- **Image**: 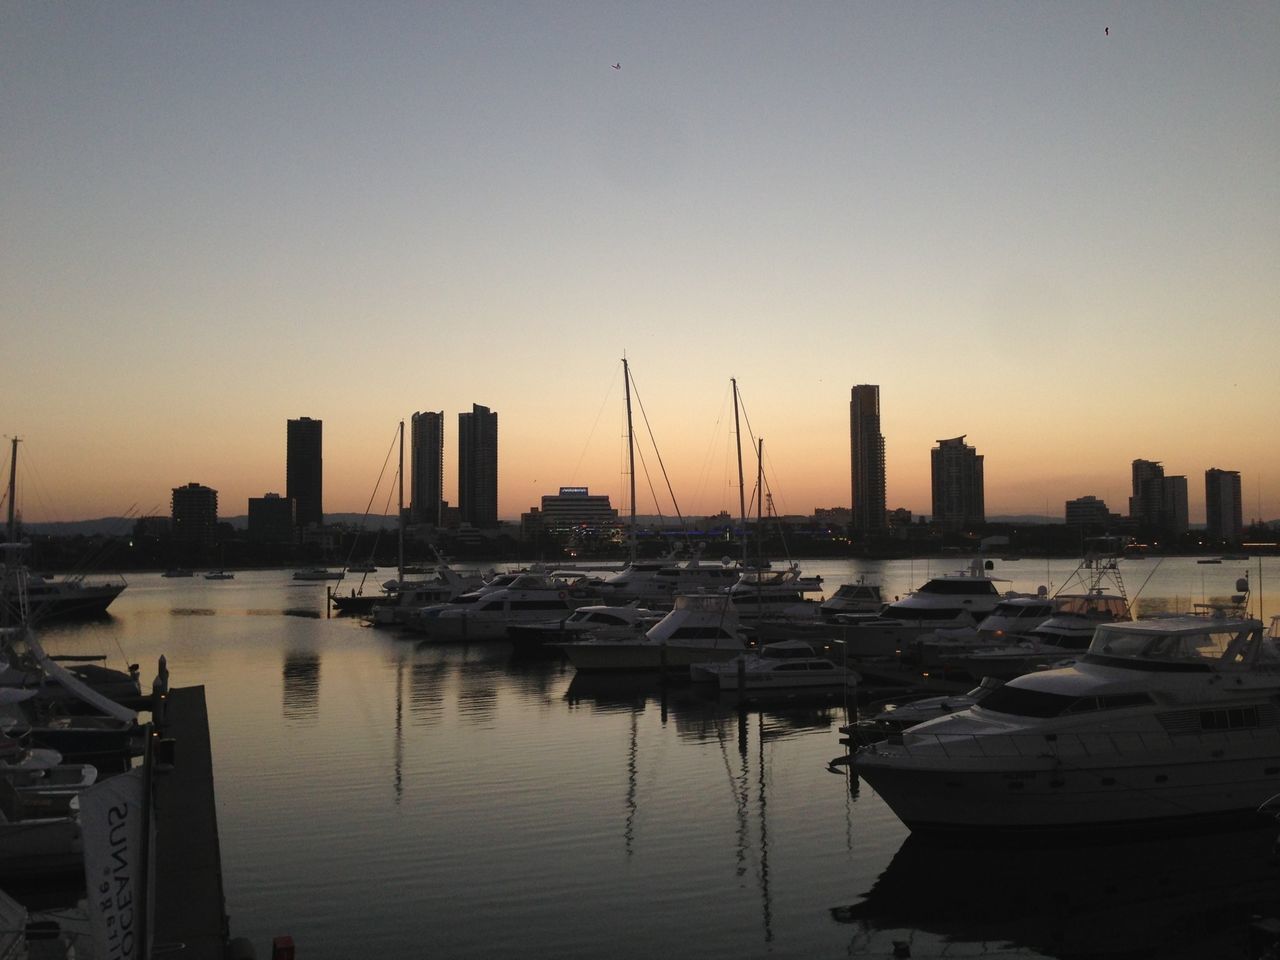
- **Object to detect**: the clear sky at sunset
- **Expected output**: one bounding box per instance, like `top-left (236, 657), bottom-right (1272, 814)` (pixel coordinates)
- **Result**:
top-left (4, 3), bottom-right (1278, 525)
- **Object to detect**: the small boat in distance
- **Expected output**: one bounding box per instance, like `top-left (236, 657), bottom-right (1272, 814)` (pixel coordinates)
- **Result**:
top-left (203, 570), bottom-right (234, 580)
top-left (293, 568), bottom-right (344, 581)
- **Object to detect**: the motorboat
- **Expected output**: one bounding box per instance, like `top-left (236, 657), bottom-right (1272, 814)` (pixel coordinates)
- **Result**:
top-left (507, 603), bottom-right (662, 651)
top-left (560, 593), bottom-right (750, 672)
top-left (406, 573), bottom-right (596, 641)
top-left (9, 573), bottom-right (126, 622)
top-left (853, 611), bottom-right (1280, 833)
top-left (841, 676), bottom-right (1005, 744)
top-left (293, 568), bottom-right (344, 581)
top-left (366, 565), bottom-right (491, 625)
top-left (593, 554), bottom-right (743, 606)
top-left (725, 564), bottom-right (824, 620)
top-left (819, 577), bottom-right (884, 620)
top-left (833, 560), bottom-right (1016, 658)
top-left (203, 570), bottom-right (234, 580)
top-left (690, 639), bottom-right (860, 691)
top-left (910, 592), bottom-right (1056, 668)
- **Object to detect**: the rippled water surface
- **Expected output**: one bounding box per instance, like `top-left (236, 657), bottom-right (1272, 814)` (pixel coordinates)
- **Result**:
top-left (35, 556), bottom-right (1280, 959)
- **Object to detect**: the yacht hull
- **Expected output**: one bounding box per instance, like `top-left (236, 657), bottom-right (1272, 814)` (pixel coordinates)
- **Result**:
top-left (856, 730), bottom-right (1280, 833)
top-left (562, 643), bottom-right (743, 673)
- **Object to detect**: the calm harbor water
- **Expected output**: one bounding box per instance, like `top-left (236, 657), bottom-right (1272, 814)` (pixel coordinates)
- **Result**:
top-left (34, 556), bottom-right (1280, 959)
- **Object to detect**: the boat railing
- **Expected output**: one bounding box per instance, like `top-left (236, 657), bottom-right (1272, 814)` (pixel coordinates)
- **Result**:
top-left (881, 724), bottom-right (1280, 761)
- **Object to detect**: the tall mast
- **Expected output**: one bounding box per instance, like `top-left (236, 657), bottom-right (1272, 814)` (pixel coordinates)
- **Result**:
top-left (397, 420), bottom-right (405, 583)
top-left (6, 437), bottom-right (17, 543)
top-left (623, 357), bottom-right (637, 564)
top-left (756, 438), bottom-right (764, 570)
top-left (732, 379), bottom-right (747, 564)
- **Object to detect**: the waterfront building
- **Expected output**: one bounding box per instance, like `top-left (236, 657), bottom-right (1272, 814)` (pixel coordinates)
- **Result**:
top-left (410, 411), bottom-right (445, 526)
top-left (1129, 460), bottom-right (1188, 536)
top-left (1065, 495), bottom-right (1119, 528)
top-left (458, 404), bottom-right (498, 528)
top-left (172, 482), bottom-right (218, 547)
top-left (1205, 468), bottom-right (1243, 543)
top-left (248, 492), bottom-right (296, 544)
top-left (849, 385), bottom-right (886, 531)
top-left (930, 436), bottom-right (984, 529)
top-left (286, 417), bottom-right (323, 528)
top-left (533, 487), bottom-right (618, 533)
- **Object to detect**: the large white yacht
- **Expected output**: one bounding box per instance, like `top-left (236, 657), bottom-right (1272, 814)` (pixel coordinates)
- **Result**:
top-left (834, 560), bottom-right (1015, 658)
top-left (559, 593), bottom-right (749, 672)
top-left (593, 555), bottom-right (743, 606)
top-left (818, 577), bottom-right (883, 620)
top-left (853, 611), bottom-right (1280, 833)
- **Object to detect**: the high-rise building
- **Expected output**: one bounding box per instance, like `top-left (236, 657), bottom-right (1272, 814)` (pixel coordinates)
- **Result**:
top-left (410, 411), bottom-right (445, 526)
top-left (1129, 459), bottom-right (1188, 536)
top-left (849, 385), bottom-right (886, 532)
top-left (1129, 459), bottom-right (1164, 524)
top-left (458, 404), bottom-right (498, 527)
top-left (930, 436), bottom-right (984, 529)
top-left (171, 482), bottom-right (218, 546)
top-left (286, 417), bottom-right (323, 528)
top-left (1205, 468), bottom-right (1243, 543)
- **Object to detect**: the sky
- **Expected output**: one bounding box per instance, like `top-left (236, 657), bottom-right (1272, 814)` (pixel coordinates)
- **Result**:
top-left (3, 2), bottom-right (1278, 525)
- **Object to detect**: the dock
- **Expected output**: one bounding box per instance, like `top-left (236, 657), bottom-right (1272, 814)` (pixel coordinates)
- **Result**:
top-left (150, 685), bottom-right (233, 959)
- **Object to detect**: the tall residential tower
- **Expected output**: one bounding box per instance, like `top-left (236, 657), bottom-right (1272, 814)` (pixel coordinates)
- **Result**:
top-left (930, 436), bottom-right (984, 529)
top-left (410, 411), bottom-right (445, 525)
top-left (286, 417), bottom-right (324, 528)
top-left (848, 385), bottom-right (886, 531)
top-left (458, 404), bottom-right (498, 528)
top-left (1205, 468), bottom-right (1243, 543)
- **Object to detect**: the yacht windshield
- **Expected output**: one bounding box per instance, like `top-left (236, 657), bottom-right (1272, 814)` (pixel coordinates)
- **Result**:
top-left (1090, 624), bottom-right (1256, 664)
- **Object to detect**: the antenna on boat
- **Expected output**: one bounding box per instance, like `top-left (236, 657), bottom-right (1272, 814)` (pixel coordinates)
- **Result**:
top-left (397, 420), bottom-right (405, 585)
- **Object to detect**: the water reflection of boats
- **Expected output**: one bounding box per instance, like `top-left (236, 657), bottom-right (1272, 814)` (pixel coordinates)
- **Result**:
top-left (833, 826), bottom-right (1280, 958)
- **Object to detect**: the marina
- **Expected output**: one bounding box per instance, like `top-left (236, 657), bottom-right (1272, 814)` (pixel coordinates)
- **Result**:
top-left (11, 555), bottom-right (1280, 959)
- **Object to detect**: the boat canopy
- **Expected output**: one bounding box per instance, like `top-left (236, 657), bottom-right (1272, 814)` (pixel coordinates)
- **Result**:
top-left (1087, 617), bottom-right (1272, 669)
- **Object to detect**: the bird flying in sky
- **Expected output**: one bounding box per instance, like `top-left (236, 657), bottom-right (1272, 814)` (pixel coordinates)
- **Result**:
top-left (612, 62), bottom-right (621, 70)
top-left (1105, 26), bottom-right (1109, 36)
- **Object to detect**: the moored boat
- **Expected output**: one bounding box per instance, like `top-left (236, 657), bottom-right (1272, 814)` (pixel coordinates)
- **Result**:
top-left (853, 610), bottom-right (1280, 834)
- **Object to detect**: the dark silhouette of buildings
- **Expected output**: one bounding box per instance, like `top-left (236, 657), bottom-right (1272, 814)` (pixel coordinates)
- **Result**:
top-left (171, 482), bottom-right (218, 547)
top-left (1129, 459), bottom-right (1188, 536)
top-left (458, 403), bottom-right (498, 528)
top-left (248, 492), bottom-right (296, 543)
top-left (1205, 468), bottom-right (1243, 543)
top-left (849, 385), bottom-right (886, 532)
top-left (286, 417), bottom-right (323, 529)
top-left (931, 436), bottom-right (984, 529)
top-left (410, 411), bottom-right (445, 526)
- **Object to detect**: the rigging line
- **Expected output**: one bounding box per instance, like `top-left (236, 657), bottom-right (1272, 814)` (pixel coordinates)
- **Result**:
top-left (571, 363), bottom-right (621, 485)
top-left (1125, 556), bottom-right (1165, 617)
top-left (626, 368), bottom-right (687, 534)
top-left (342, 426), bottom-right (400, 568)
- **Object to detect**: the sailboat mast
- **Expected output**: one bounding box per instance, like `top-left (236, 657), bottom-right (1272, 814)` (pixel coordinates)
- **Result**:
top-left (397, 420), bottom-right (405, 583)
top-left (756, 438), bottom-right (764, 570)
top-left (5, 437), bottom-right (17, 543)
top-left (732, 379), bottom-right (747, 565)
top-left (623, 357), bottom-right (637, 564)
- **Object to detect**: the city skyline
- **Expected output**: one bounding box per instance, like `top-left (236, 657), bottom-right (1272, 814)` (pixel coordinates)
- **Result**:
top-left (4, 5), bottom-right (1278, 524)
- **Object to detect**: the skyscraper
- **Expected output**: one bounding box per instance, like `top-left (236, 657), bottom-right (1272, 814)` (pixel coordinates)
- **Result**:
top-left (849, 385), bottom-right (886, 532)
top-left (410, 411), bottom-right (445, 525)
top-left (1130, 459), bottom-right (1188, 536)
top-left (458, 404), bottom-right (498, 527)
top-left (930, 436), bottom-right (984, 529)
top-left (171, 482), bottom-right (218, 547)
top-left (1205, 468), bottom-right (1243, 543)
top-left (286, 417), bottom-right (323, 528)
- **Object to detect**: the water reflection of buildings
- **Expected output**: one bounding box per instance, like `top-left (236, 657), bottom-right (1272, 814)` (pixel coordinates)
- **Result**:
top-left (282, 651), bottom-right (321, 721)
top-left (832, 827), bottom-right (1280, 958)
